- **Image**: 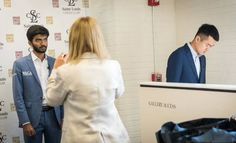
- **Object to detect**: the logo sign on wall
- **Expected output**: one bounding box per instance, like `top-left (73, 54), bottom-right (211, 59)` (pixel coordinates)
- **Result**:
top-left (0, 101), bottom-right (4, 112)
top-left (54, 33), bottom-right (62, 41)
top-left (52, 0), bottom-right (59, 8)
top-left (10, 103), bottom-right (16, 112)
top-left (46, 16), bottom-right (53, 25)
top-left (8, 69), bottom-right (13, 78)
top-left (0, 0), bottom-right (2, 10)
top-left (83, 0), bottom-right (89, 8)
top-left (0, 100), bottom-right (8, 120)
top-left (6, 34), bottom-right (14, 43)
top-left (0, 42), bottom-right (3, 49)
top-left (47, 49), bottom-right (56, 58)
top-left (24, 10), bottom-right (40, 29)
top-left (0, 66), bottom-right (5, 85)
top-left (0, 0), bottom-right (2, 11)
top-left (26, 10), bottom-right (40, 23)
top-left (0, 78), bottom-right (6, 86)
top-left (13, 16), bottom-right (21, 25)
top-left (12, 136), bottom-right (20, 143)
top-left (15, 51), bottom-right (23, 60)
top-left (0, 132), bottom-right (7, 143)
top-left (4, 0), bottom-right (11, 8)
top-left (62, 0), bottom-right (81, 14)
top-left (66, 0), bottom-right (78, 6)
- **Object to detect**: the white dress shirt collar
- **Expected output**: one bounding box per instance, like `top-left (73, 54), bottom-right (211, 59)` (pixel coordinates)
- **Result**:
top-left (187, 43), bottom-right (199, 59)
top-left (31, 52), bottom-right (48, 62)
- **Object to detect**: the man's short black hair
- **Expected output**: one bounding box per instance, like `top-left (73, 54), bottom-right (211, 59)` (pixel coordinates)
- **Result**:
top-left (26, 25), bottom-right (49, 42)
top-left (196, 24), bottom-right (219, 41)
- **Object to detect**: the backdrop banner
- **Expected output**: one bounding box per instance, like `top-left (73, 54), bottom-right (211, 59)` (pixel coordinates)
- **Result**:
top-left (0, 0), bottom-right (88, 142)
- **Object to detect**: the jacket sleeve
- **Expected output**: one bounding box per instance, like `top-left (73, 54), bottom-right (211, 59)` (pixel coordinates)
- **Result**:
top-left (115, 61), bottom-right (125, 98)
top-left (12, 61), bottom-right (30, 126)
top-left (166, 51), bottom-right (183, 82)
top-left (46, 69), bottom-right (68, 106)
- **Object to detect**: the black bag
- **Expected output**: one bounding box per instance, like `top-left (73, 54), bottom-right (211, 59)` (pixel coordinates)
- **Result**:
top-left (156, 118), bottom-right (236, 143)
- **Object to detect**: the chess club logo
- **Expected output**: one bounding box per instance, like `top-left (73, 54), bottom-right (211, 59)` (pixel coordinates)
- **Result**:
top-left (0, 132), bottom-right (7, 143)
top-left (0, 101), bottom-right (4, 112)
top-left (26, 10), bottom-right (40, 23)
top-left (0, 66), bottom-right (6, 85)
top-left (65, 0), bottom-right (78, 6)
top-left (0, 100), bottom-right (8, 120)
top-left (62, 0), bottom-right (80, 14)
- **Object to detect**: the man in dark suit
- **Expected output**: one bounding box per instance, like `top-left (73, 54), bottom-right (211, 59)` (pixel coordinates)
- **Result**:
top-left (166, 24), bottom-right (219, 83)
top-left (12, 25), bottom-right (63, 143)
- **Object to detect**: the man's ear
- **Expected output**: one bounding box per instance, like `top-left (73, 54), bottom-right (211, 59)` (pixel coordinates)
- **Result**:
top-left (195, 35), bottom-right (201, 42)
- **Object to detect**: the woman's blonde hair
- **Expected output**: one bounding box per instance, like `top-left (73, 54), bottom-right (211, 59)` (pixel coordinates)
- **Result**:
top-left (67, 17), bottom-right (110, 63)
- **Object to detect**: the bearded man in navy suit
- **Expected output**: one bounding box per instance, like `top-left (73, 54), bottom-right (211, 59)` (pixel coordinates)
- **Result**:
top-left (12, 25), bottom-right (63, 143)
top-left (166, 24), bottom-right (219, 83)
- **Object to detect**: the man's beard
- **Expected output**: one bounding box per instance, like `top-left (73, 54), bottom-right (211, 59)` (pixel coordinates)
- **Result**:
top-left (32, 46), bottom-right (47, 53)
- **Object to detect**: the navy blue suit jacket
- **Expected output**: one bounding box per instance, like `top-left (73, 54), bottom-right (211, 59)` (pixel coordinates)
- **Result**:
top-left (166, 44), bottom-right (206, 83)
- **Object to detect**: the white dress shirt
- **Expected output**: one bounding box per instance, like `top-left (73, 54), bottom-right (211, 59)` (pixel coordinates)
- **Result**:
top-left (31, 52), bottom-right (49, 106)
top-left (188, 43), bottom-right (200, 78)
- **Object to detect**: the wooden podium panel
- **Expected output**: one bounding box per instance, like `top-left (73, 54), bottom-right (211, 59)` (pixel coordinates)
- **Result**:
top-left (139, 82), bottom-right (236, 143)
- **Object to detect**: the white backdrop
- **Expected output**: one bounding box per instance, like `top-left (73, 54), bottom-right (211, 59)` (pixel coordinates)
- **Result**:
top-left (0, 0), bottom-right (88, 142)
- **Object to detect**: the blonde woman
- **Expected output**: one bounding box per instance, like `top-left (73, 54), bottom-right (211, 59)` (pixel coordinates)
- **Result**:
top-left (46, 17), bottom-right (130, 143)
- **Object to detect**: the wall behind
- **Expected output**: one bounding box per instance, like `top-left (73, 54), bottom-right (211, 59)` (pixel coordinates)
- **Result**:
top-left (91, 0), bottom-right (236, 142)
top-left (175, 0), bottom-right (236, 84)
top-left (152, 0), bottom-right (176, 82)
top-left (90, 0), bottom-right (176, 142)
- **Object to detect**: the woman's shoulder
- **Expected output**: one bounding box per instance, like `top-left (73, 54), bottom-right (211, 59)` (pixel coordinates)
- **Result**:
top-left (104, 59), bottom-right (121, 66)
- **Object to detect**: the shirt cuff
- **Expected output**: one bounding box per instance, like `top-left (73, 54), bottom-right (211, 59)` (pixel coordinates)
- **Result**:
top-left (22, 122), bottom-right (30, 126)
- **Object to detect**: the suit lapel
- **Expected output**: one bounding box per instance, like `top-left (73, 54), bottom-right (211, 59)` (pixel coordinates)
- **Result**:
top-left (47, 57), bottom-right (54, 76)
top-left (25, 54), bottom-right (41, 86)
top-left (184, 45), bottom-right (199, 80)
